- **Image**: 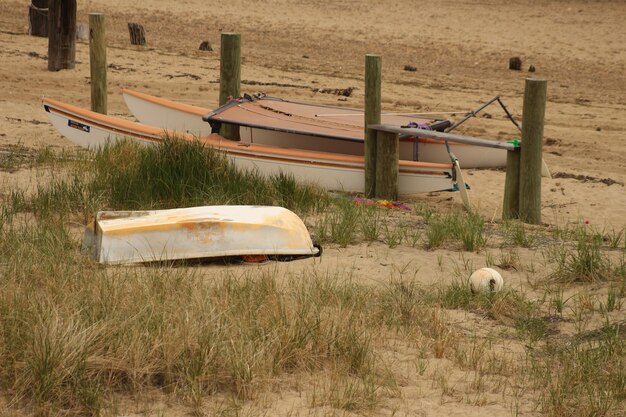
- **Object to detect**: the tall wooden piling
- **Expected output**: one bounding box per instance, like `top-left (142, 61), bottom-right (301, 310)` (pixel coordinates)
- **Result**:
top-left (127, 23), bottom-right (146, 45)
top-left (219, 32), bottom-right (241, 140)
top-left (47, 0), bottom-right (76, 71)
top-left (375, 130), bottom-right (399, 200)
top-left (364, 54), bottom-right (382, 198)
top-left (519, 78), bottom-right (547, 224)
top-left (502, 148), bottom-right (521, 220)
top-left (29, 0), bottom-right (48, 37)
top-left (89, 13), bottom-right (107, 114)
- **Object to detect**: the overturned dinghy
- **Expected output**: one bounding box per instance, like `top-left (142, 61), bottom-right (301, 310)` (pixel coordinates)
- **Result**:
top-left (82, 205), bottom-right (321, 265)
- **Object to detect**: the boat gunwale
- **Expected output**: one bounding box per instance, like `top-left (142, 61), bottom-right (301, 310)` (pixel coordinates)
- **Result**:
top-left (124, 88), bottom-right (488, 148)
top-left (43, 97), bottom-right (453, 172)
top-left (122, 88), bottom-right (207, 116)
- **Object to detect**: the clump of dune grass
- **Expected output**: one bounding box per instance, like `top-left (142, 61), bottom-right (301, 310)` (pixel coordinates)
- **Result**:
top-left (424, 209), bottom-right (487, 251)
top-left (309, 371), bottom-right (395, 412)
top-left (528, 321), bottom-right (626, 417)
top-left (360, 205), bottom-right (383, 242)
top-left (502, 219), bottom-right (539, 247)
top-left (314, 201), bottom-right (422, 248)
top-left (316, 201), bottom-right (486, 251)
top-left (546, 224), bottom-right (625, 283)
top-left (314, 198), bottom-right (362, 247)
top-left (603, 227), bottom-right (625, 249)
top-left (91, 137), bottom-right (328, 214)
top-left (8, 137), bottom-right (327, 225)
top-left (0, 144), bottom-right (59, 172)
top-left (376, 279), bottom-right (424, 328)
top-left (430, 279), bottom-right (551, 344)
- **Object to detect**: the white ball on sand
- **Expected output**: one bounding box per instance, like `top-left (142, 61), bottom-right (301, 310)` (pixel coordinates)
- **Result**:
top-left (469, 268), bottom-right (504, 294)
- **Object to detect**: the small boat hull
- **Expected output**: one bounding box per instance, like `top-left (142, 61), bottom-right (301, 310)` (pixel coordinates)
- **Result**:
top-left (42, 98), bottom-right (457, 195)
top-left (122, 89), bottom-right (208, 136)
top-left (82, 205), bottom-right (320, 264)
top-left (122, 89), bottom-right (507, 168)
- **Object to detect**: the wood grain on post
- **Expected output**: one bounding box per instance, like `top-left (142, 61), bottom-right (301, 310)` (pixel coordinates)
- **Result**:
top-left (127, 23), bottom-right (146, 45)
top-left (502, 148), bottom-right (521, 220)
top-left (375, 130), bottom-right (399, 200)
top-left (89, 13), bottom-right (107, 114)
top-left (29, 0), bottom-right (48, 37)
top-left (364, 54), bottom-right (382, 198)
top-left (509, 57), bottom-right (522, 71)
top-left (519, 78), bottom-right (547, 224)
top-left (47, 0), bottom-right (76, 71)
top-left (219, 33), bottom-right (241, 140)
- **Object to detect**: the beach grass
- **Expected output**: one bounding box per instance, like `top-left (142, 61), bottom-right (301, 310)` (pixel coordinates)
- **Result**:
top-left (545, 223), bottom-right (626, 283)
top-left (424, 209), bottom-right (487, 251)
top-left (0, 138), bottom-right (625, 416)
top-left (90, 136), bottom-right (328, 214)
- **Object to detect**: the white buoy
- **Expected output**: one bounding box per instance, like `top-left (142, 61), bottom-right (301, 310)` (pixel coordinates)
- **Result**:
top-left (469, 268), bottom-right (503, 294)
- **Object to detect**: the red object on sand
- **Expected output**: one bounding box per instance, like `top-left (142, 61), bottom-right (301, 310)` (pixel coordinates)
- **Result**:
top-left (243, 255), bottom-right (269, 263)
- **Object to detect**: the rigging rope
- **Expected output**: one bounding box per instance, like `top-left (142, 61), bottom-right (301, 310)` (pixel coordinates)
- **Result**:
top-left (445, 96), bottom-right (522, 133)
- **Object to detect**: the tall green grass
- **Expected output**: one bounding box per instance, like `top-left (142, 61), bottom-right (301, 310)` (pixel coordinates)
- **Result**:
top-left (16, 138), bottom-right (326, 223)
top-left (424, 209), bottom-right (487, 251)
top-left (92, 138), bottom-right (324, 211)
top-left (502, 220), bottom-right (538, 247)
top-left (314, 198), bottom-right (362, 247)
top-left (546, 224), bottom-right (625, 283)
top-left (529, 321), bottom-right (626, 417)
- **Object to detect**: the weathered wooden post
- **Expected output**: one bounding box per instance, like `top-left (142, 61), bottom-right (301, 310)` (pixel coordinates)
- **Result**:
top-left (89, 13), bottom-right (107, 114)
top-left (127, 23), bottom-right (146, 45)
top-left (47, 0), bottom-right (76, 71)
top-left (29, 0), bottom-right (48, 37)
top-left (502, 147), bottom-right (521, 220)
top-left (375, 130), bottom-right (399, 200)
top-left (519, 78), bottom-right (547, 224)
top-left (219, 32), bottom-right (241, 140)
top-left (364, 54), bottom-right (382, 198)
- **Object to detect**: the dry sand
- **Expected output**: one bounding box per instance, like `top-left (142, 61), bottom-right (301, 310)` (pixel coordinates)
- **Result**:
top-left (1, 0), bottom-right (625, 227)
top-left (1, 0), bottom-right (625, 416)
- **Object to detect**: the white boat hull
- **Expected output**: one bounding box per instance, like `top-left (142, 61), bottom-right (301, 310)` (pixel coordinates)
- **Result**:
top-left (45, 104), bottom-right (158, 149)
top-left (83, 205), bottom-right (320, 264)
top-left (43, 98), bottom-right (457, 195)
top-left (123, 90), bottom-right (209, 136)
top-left (122, 89), bottom-right (507, 168)
top-left (416, 139), bottom-right (506, 168)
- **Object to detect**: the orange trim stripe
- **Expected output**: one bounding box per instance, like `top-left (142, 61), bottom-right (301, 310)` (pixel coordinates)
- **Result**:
top-left (48, 106), bottom-right (164, 143)
top-left (43, 97), bottom-right (452, 174)
top-left (122, 89), bottom-right (208, 116)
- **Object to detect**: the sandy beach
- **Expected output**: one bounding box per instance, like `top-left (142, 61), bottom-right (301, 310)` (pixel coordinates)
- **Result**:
top-left (1, 0), bottom-right (625, 227)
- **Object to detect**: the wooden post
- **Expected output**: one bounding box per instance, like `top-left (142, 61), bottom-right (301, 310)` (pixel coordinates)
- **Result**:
top-left (47, 0), bottom-right (76, 71)
top-left (502, 148), bottom-right (521, 220)
top-left (375, 130), bottom-right (399, 200)
top-left (509, 57), bottom-right (522, 71)
top-left (89, 13), bottom-right (107, 114)
top-left (364, 54), bottom-right (381, 198)
top-left (519, 78), bottom-right (547, 224)
top-left (219, 33), bottom-right (241, 140)
top-left (127, 23), bottom-right (146, 45)
top-left (29, 0), bottom-right (48, 37)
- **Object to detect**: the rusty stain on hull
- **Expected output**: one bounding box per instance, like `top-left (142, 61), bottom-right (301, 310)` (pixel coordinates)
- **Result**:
top-left (83, 205), bottom-right (320, 265)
